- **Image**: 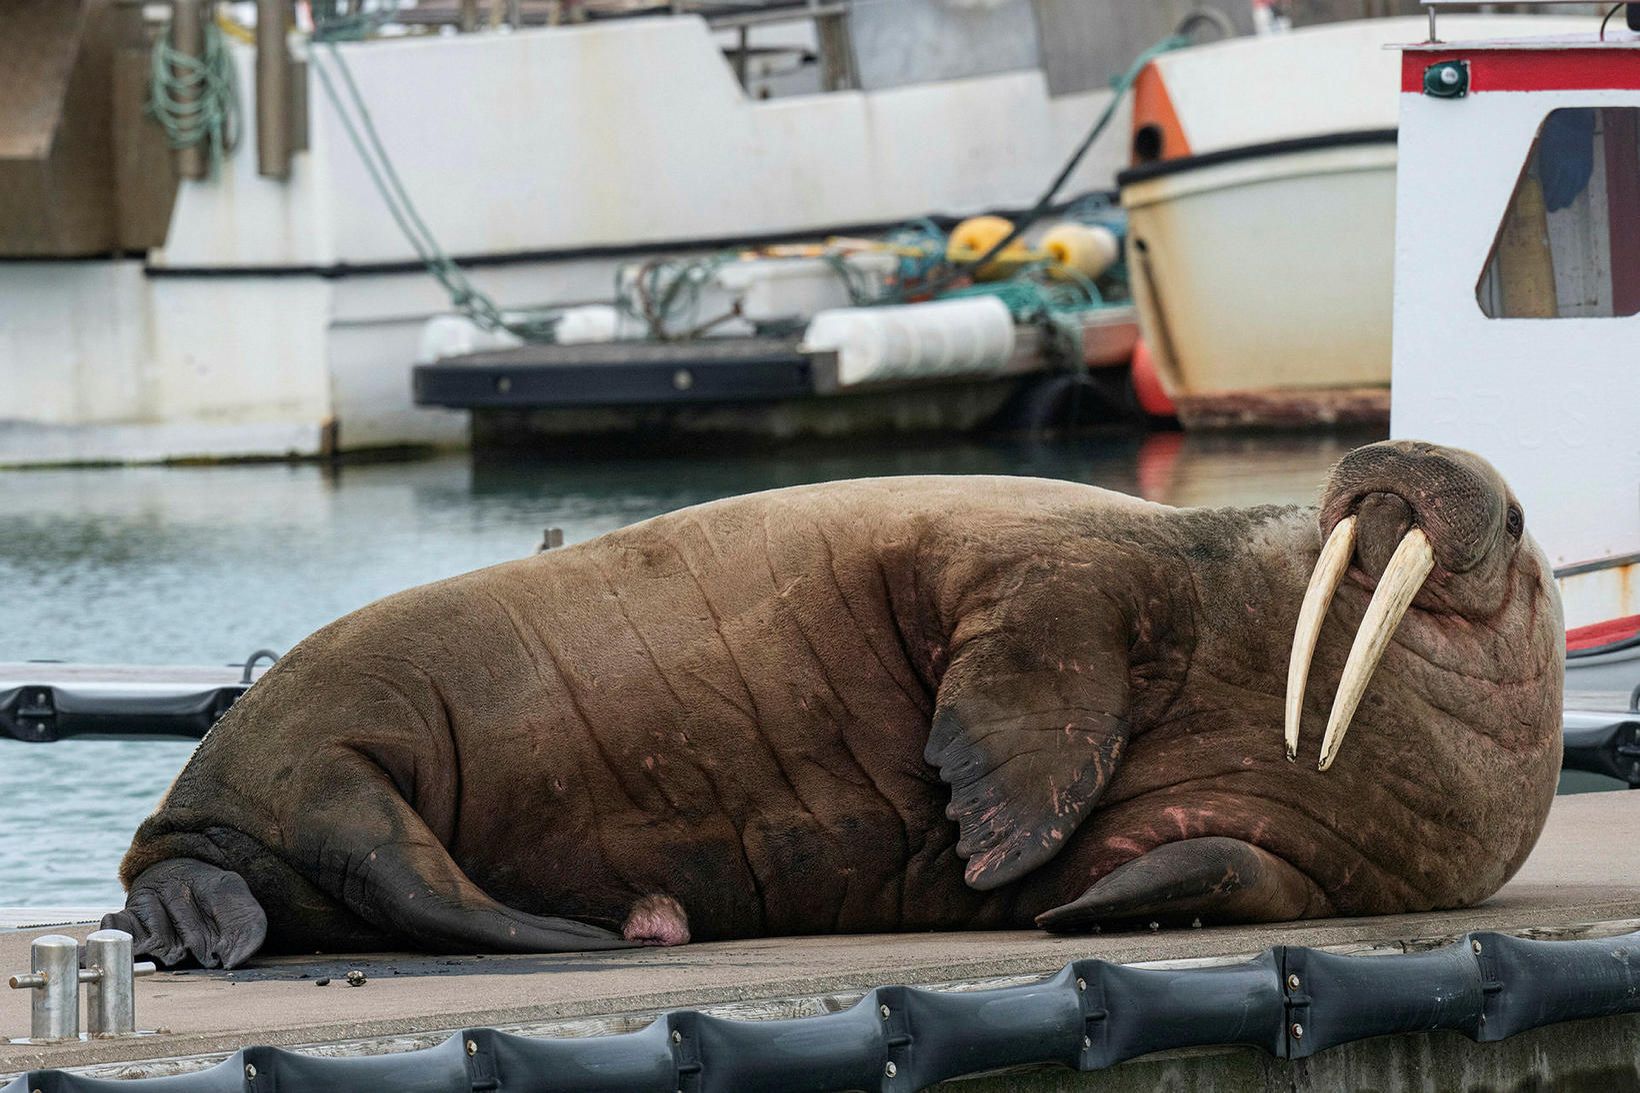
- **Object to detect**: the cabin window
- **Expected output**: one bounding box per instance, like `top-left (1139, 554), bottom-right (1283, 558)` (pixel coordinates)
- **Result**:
top-left (1477, 107), bottom-right (1640, 319)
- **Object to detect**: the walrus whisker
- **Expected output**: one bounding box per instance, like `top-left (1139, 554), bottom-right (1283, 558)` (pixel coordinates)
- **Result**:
top-left (1284, 515), bottom-right (1357, 762)
top-left (1316, 528), bottom-right (1435, 771)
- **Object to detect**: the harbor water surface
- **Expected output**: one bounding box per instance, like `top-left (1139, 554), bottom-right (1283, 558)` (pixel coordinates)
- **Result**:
top-left (0, 430), bottom-right (1377, 907)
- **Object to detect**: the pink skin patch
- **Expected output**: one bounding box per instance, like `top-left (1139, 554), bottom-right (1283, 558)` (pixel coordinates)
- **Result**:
top-left (622, 895), bottom-right (691, 947)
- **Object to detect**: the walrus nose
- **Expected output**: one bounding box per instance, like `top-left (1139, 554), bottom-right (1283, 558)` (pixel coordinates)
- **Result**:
top-left (1354, 492), bottom-right (1412, 579)
top-left (1283, 516), bottom-right (1436, 770)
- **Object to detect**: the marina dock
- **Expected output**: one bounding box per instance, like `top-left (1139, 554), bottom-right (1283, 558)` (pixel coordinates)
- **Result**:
top-left (413, 309), bottom-right (1142, 447)
top-left (6, 790), bottom-right (1640, 1088)
top-left (4, 6), bottom-right (1639, 1090)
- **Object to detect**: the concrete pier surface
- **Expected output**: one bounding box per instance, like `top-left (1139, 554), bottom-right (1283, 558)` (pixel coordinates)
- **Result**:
top-left (4, 790), bottom-right (1640, 1083)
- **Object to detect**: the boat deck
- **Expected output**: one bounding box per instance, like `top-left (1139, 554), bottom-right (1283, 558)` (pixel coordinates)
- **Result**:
top-left (4, 790), bottom-right (1639, 1081)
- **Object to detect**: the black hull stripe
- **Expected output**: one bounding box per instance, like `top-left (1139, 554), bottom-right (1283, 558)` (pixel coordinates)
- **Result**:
top-left (128, 194), bottom-right (1113, 280)
top-left (1117, 128), bottom-right (1399, 188)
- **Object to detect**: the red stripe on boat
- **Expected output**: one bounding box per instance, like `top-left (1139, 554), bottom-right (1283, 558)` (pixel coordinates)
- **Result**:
top-left (1567, 614), bottom-right (1640, 653)
top-left (1402, 51), bottom-right (1640, 94)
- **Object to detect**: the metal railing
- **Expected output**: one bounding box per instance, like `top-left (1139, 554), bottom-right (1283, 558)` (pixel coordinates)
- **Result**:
top-left (1421, 1), bottom-right (1632, 41)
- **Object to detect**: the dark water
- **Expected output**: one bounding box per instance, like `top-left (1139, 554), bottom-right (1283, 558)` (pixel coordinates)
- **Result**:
top-left (0, 430), bottom-right (1377, 907)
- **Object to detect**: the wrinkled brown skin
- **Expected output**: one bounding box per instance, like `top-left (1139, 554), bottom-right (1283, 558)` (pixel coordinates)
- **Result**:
top-left (108, 441), bottom-right (1564, 968)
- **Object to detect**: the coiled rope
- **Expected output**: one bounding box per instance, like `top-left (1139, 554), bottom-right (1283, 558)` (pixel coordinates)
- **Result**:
top-left (620, 254), bottom-right (738, 342)
top-left (620, 247), bottom-right (890, 341)
top-left (146, 20), bottom-right (242, 173)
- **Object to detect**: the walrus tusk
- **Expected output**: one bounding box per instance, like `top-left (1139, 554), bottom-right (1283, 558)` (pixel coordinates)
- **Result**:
top-left (1316, 528), bottom-right (1435, 771)
top-left (1284, 516), bottom-right (1357, 761)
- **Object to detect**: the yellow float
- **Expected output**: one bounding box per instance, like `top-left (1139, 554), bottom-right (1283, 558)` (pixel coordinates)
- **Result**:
top-left (945, 216), bottom-right (1035, 281)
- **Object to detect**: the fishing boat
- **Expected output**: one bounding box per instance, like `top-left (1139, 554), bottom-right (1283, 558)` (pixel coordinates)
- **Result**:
top-left (1120, 11), bottom-right (1593, 429)
top-left (0, 0), bottom-right (1240, 465)
top-left (1392, 1), bottom-right (1640, 702)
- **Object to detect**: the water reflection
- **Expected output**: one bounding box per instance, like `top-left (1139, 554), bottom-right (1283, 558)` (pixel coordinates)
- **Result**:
top-left (0, 429), bottom-right (1380, 905)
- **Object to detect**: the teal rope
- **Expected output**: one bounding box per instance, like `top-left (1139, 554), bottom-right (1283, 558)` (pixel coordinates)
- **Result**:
top-left (940, 264), bottom-right (1104, 366)
top-left (887, 32), bottom-right (1190, 304)
top-left (311, 41), bottom-right (559, 341)
top-left (311, 0), bottom-right (401, 43)
top-left (147, 21), bottom-right (241, 173)
top-left (881, 219), bottom-right (948, 289)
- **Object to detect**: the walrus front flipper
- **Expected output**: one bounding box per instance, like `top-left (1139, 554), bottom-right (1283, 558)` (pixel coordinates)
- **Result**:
top-left (928, 603), bottom-right (1131, 891)
top-left (1035, 838), bottom-right (1332, 932)
top-left (103, 858), bottom-right (268, 968)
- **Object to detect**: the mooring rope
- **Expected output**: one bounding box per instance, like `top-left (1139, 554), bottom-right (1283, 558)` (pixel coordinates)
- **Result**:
top-left (310, 0), bottom-right (403, 43)
top-left (306, 24), bottom-right (1185, 347)
top-left (146, 20), bottom-right (242, 174)
top-left (310, 41), bottom-right (561, 341)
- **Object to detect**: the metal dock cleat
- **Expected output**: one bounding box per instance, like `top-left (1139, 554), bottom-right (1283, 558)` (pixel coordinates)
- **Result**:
top-left (7, 930), bottom-right (156, 1043)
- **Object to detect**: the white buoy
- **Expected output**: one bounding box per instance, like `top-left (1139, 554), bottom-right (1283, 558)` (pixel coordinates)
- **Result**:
top-left (415, 315), bottom-right (524, 363)
top-left (555, 305), bottom-right (641, 344)
top-left (800, 297), bottom-right (1016, 388)
top-left (1042, 222), bottom-right (1121, 280)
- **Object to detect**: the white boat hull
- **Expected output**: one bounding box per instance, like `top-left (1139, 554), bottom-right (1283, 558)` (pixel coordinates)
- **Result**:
top-left (1122, 136), bottom-right (1398, 426)
top-left (1117, 14), bottom-right (1591, 429)
top-left (0, 16), bottom-right (1135, 465)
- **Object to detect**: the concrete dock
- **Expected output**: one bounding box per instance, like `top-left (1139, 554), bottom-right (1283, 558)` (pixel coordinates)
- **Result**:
top-left (5, 790), bottom-right (1640, 1087)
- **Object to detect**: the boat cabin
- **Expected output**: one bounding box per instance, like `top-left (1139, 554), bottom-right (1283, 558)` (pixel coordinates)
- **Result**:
top-left (1393, 2), bottom-right (1640, 666)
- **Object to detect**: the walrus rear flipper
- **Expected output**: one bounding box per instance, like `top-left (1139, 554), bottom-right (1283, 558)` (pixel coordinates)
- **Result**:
top-left (1034, 837), bottom-right (1332, 932)
top-left (323, 771), bottom-right (637, 955)
top-left (346, 831), bottom-right (637, 954)
top-left (103, 858), bottom-right (268, 969)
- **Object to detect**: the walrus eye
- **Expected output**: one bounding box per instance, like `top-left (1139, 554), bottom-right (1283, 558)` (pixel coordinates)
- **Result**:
top-left (1505, 505), bottom-right (1523, 538)
top-left (1284, 519), bottom-right (1436, 770)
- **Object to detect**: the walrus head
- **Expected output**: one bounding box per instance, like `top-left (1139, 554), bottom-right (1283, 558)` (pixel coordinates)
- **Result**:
top-left (1286, 439), bottom-right (1532, 770)
top-left (1038, 439), bottom-right (1560, 933)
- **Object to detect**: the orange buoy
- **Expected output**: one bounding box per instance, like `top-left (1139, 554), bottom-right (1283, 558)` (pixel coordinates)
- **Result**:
top-left (1129, 338), bottom-right (1177, 418)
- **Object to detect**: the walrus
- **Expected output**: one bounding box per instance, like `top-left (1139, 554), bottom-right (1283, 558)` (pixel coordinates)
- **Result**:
top-left (105, 440), bottom-right (1563, 968)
